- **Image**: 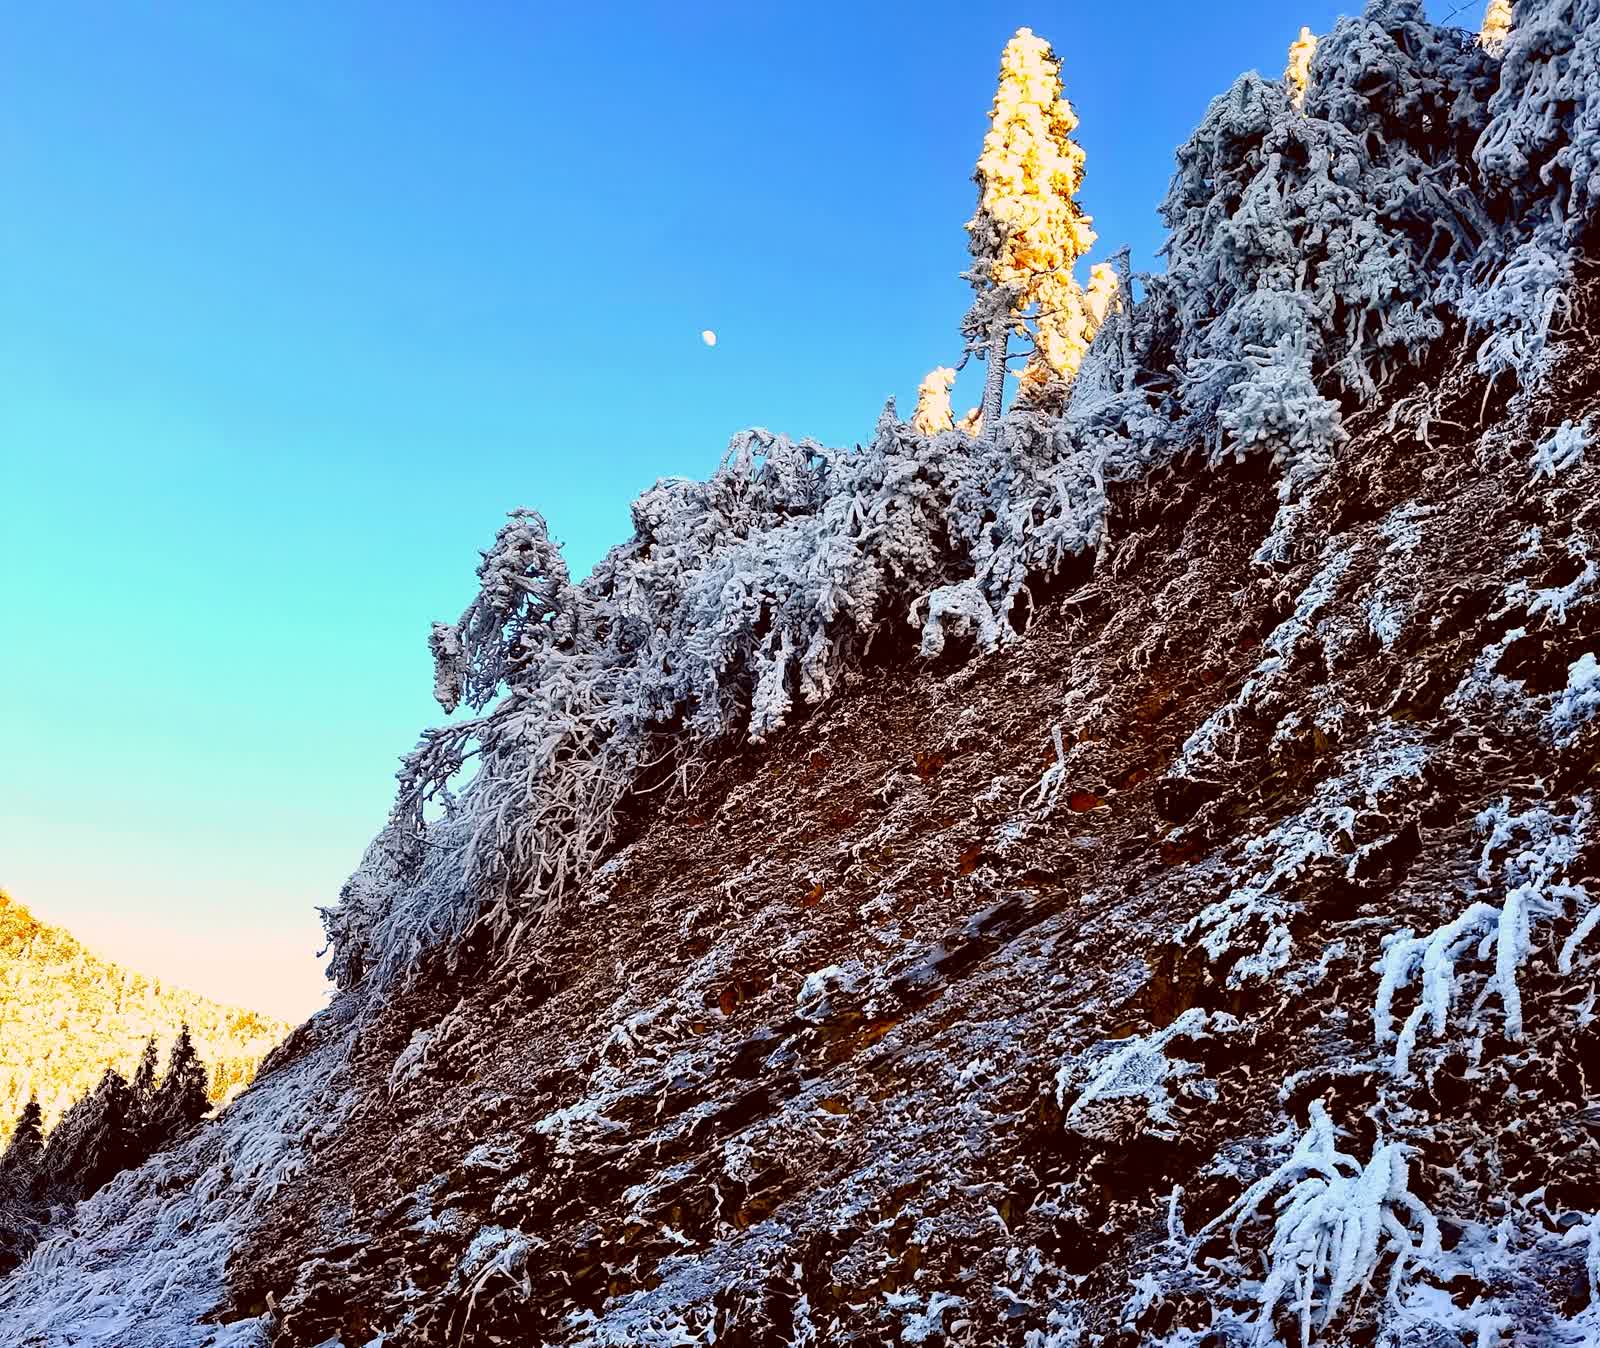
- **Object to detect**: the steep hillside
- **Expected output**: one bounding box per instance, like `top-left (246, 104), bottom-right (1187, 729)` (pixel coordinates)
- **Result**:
top-left (0, 891), bottom-right (289, 1138)
top-left (2, 2), bottom-right (1598, 1345)
top-left (221, 300), bottom-right (1600, 1346)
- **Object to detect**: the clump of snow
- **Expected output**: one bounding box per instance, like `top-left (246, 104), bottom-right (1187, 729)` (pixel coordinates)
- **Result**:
top-left (1529, 540), bottom-right (1597, 626)
top-left (1551, 652), bottom-right (1600, 746)
top-left (1378, 503), bottom-right (1439, 557)
top-left (1443, 626), bottom-right (1538, 727)
top-left (886, 1289), bottom-right (967, 1344)
top-left (1056, 1008), bottom-right (1220, 1136)
top-left (795, 961), bottom-right (865, 1016)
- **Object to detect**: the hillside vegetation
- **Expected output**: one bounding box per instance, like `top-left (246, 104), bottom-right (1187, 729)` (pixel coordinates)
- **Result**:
top-left (0, 890), bottom-right (289, 1141)
top-left (2, 2), bottom-right (1599, 1344)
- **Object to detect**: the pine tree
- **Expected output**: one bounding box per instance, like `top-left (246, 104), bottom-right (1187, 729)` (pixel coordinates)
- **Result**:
top-left (1285, 25), bottom-right (1318, 109)
top-left (1479, 0), bottom-right (1512, 55)
top-left (41, 1067), bottom-right (138, 1197)
top-left (962, 28), bottom-right (1108, 431)
top-left (149, 1025), bottom-right (210, 1140)
top-left (0, 1100), bottom-right (43, 1179)
top-left (131, 1036), bottom-right (159, 1106)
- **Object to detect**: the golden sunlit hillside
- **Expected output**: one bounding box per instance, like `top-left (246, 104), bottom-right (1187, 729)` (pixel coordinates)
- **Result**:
top-left (0, 890), bottom-right (291, 1141)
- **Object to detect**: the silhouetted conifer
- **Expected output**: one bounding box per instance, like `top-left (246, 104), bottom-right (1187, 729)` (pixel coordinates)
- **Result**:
top-left (131, 1037), bottom-right (159, 1105)
top-left (149, 1026), bottom-right (210, 1139)
top-left (41, 1067), bottom-right (138, 1197)
top-left (0, 1100), bottom-right (43, 1178)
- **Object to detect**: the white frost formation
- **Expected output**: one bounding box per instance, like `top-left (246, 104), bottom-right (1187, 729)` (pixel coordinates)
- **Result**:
top-left (1373, 797), bottom-right (1594, 1075)
top-left (1205, 1101), bottom-right (1440, 1347)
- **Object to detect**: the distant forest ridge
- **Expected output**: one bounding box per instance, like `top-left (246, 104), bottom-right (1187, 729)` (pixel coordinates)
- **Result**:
top-left (0, 890), bottom-right (291, 1141)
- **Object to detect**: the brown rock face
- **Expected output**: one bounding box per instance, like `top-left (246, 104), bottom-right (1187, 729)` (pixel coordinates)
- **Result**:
top-left (223, 312), bottom-right (1600, 1345)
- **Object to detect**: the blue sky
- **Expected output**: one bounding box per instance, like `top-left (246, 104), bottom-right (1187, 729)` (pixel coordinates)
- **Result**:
top-left (0, 1), bottom-right (1468, 1020)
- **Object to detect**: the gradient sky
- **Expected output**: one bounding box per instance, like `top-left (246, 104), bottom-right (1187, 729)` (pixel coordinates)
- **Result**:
top-left (1, 1), bottom-right (1468, 1021)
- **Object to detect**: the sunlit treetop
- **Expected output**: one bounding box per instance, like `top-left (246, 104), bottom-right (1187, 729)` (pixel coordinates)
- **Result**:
top-left (964, 28), bottom-right (1111, 411)
top-left (969, 28), bottom-right (1097, 284)
top-left (1286, 26), bottom-right (1318, 109)
top-left (1479, 0), bottom-right (1513, 56)
top-left (911, 366), bottom-right (956, 435)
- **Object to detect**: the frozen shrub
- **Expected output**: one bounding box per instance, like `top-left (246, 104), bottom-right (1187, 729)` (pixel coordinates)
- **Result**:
top-left (1373, 798), bottom-right (1594, 1074)
top-left (1204, 1101), bottom-right (1440, 1347)
top-left (1551, 652), bottom-right (1600, 746)
top-left (327, 407), bottom-right (1131, 986)
top-left (1529, 417), bottom-right (1594, 480)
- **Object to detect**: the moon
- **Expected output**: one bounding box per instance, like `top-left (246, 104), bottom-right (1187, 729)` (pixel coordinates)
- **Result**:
top-left (701, 329), bottom-right (717, 348)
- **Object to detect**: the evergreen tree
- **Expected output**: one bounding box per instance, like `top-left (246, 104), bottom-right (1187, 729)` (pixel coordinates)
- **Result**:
top-left (910, 366), bottom-right (955, 435)
top-left (1285, 25), bottom-right (1318, 108)
top-left (149, 1025), bottom-right (210, 1140)
top-left (131, 1036), bottom-right (159, 1106)
top-left (962, 28), bottom-right (1110, 431)
top-left (1480, 0), bottom-right (1512, 55)
top-left (41, 1067), bottom-right (138, 1197)
top-left (0, 1100), bottom-right (43, 1176)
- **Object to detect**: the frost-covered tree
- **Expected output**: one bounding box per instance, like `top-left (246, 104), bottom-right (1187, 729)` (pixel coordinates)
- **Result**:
top-left (41, 1067), bottom-right (139, 1198)
top-left (1205, 1101), bottom-right (1440, 1346)
top-left (962, 28), bottom-right (1105, 432)
top-left (911, 367), bottom-right (956, 435)
top-left (1157, 1), bottom-right (1499, 504)
top-left (0, 1102), bottom-right (44, 1276)
top-left (1480, 0), bottom-right (1513, 55)
top-left (1468, 0), bottom-right (1600, 378)
top-left (1286, 25), bottom-right (1318, 109)
top-left (0, 1101), bottom-right (42, 1179)
top-left (0, 1030), bottom-right (219, 1275)
top-left (327, 395), bottom-right (1138, 987)
top-left (131, 1037), bottom-right (158, 1106)
top-left (149, 1026), bottom-right (211, 1140)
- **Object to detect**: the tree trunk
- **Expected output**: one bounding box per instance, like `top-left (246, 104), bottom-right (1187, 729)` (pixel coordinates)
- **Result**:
top-left (980, 319), bottom-right (1008, 442)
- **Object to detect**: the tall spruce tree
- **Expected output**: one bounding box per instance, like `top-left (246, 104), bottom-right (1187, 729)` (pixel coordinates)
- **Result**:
top-left (962, 28), bottom-right (1111, 431)
top-left (132, 1037), bottom-right (159, 1105)
top-left (0, 1100), bottom-right (43, 1178)
top-left (149, 1025), bottom-right (210, 1140)
top-left (1480, 0), bottom-right (1513, 54)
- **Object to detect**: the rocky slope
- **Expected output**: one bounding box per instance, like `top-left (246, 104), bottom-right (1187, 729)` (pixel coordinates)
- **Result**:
top-left (0, 891), bottom-right (289, 1138)
top-left (215, 301), bottom-right (1600, 1347)
top-left (2, 3), bottom-right (1598, 1344)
